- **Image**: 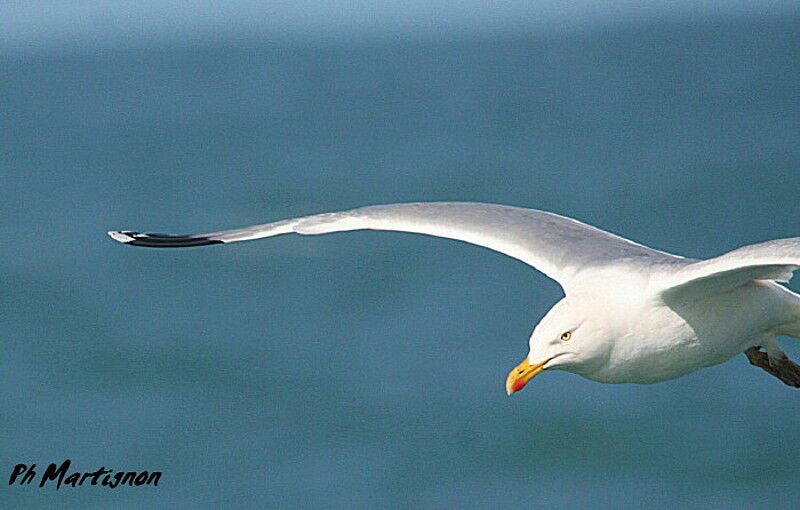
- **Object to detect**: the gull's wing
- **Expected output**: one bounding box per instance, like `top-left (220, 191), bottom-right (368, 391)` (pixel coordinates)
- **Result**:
top-left (661, 238), bottom-right (800, 300)
top-left (108, 202), bottom-right (676, 292)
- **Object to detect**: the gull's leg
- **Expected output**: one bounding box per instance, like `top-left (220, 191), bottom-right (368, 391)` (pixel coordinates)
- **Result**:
top-left (744, 345), bottom-right (800, 388)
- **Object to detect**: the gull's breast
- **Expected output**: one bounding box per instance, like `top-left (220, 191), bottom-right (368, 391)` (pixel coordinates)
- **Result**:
top-left (588, 307), bottom-right (707, 384)
top-left (584, 282), bottom-right (794, 384)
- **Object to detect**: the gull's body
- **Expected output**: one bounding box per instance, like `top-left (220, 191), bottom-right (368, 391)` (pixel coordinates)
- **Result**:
top-left (108, 202), bottom-right (800, 390)
top-left (562, 282), bottom-right (799, 384)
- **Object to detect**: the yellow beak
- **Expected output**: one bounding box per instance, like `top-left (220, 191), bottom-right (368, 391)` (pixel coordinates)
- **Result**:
top-left (505, 358), bottom-right (549, 395)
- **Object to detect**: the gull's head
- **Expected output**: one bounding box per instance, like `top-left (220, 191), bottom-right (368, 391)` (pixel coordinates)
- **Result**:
top-left (506, 295), bottom-right (610, 395)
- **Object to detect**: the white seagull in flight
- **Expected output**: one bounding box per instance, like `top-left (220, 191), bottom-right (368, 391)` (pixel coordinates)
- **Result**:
top-left (108, 202), bottom-right (800, 393)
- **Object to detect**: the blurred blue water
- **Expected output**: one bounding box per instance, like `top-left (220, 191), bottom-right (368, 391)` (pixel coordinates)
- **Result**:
top-left (2, 15), bottom-right (800, 509)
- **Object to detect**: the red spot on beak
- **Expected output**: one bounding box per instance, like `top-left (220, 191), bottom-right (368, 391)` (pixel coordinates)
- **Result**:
top-left (512, 379), bottom-right (527, 393)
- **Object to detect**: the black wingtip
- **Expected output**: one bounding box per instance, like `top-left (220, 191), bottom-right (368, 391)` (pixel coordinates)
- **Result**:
top-left (107, 230), bottom-right (224, 248)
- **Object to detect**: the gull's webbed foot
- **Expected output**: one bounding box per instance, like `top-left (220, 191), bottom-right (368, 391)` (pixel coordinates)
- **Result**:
top-left (745, 346), bottom-right (800, 388)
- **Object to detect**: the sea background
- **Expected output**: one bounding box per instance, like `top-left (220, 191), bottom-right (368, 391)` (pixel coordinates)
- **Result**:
top-left (2, 3), bottom-right (800, 508)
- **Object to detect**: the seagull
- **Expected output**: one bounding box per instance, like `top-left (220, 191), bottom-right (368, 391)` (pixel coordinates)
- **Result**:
top-left (108, 202), bottom-right (800, 393)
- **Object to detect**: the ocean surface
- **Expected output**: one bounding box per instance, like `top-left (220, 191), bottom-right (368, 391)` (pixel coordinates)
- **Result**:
top-left (2, 15), bottom-right (800, 509)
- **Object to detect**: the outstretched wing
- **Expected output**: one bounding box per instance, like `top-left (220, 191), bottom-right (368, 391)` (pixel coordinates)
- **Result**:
top-left (108, 202), bottom-right (676, 292)
top-left (661, 237), bottom-right (800, 300)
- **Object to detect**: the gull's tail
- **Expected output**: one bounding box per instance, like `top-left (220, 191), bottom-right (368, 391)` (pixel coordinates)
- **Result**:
top-left (775, 301), bottom-right (800, 340)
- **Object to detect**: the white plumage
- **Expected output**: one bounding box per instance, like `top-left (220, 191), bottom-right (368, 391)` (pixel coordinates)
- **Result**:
top-left (108, 202), bottom-right (800, 391)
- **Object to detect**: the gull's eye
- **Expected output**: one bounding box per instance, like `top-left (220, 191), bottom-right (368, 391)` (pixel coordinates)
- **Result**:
top-left (560, 331), bottom-right (572, 341)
